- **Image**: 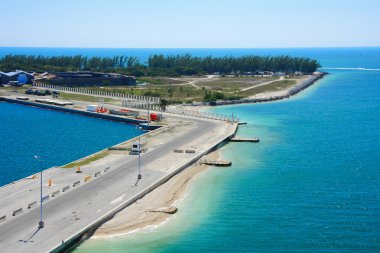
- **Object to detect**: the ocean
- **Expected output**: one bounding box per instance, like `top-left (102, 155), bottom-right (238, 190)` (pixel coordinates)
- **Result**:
top-left (1, 47), bottom-right (379, 252)
top-left (0, 102), bottom-right (142, 186)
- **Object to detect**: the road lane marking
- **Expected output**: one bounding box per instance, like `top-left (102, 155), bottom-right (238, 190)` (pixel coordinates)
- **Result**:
top-left (110, 194), bottom-right (126, 204)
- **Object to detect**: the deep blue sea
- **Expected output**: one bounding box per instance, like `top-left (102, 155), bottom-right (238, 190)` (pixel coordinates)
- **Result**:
top-left (1, 47), bottom-right (379, 252)
top-left (0, 103), bottom-right (142, 186)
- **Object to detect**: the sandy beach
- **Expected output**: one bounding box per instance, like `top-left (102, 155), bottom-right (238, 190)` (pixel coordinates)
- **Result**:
top-left (92, 150), bottom-right (220, 238)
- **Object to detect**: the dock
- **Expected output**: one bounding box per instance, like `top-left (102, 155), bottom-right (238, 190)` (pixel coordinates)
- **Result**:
top-left (230, 137), bottom-right (260, 142)
top-left (202, 160), bottom-right (232, 167)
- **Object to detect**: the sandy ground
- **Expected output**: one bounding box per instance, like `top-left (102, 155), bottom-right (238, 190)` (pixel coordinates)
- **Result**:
top-left (92, 150), bottom-right (219, 238)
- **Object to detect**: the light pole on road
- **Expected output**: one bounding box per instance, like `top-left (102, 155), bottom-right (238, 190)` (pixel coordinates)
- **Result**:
top-left (34, 155), bottom-right (44, 229)
top-left (138, 134), bottom-right (142, 180)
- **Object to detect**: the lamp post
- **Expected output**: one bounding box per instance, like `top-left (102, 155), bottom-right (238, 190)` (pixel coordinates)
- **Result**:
top-left (138, 133), bottom-right (142, 180)
top-left (34, 155), bottom-right (44, 229)
top-left (147, 98), bottom-right (150, 129)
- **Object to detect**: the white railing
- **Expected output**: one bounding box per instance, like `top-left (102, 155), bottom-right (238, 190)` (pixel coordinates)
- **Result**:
top-left (33, 83), bottom-right (161, 104)
top-left (164, 106), bottom-right (239, 123)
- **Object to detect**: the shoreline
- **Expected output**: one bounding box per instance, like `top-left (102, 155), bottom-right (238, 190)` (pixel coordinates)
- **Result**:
top-left (0, 91), bottom-right (238, 253)
top-left (91, 150), bottom-right (220, 239)
top-left (83, 73), bottom-right (327, 240)
top-left (198, 72), bottom-right (327, 107)
top-left (0, 71), bottom-right (324, 250)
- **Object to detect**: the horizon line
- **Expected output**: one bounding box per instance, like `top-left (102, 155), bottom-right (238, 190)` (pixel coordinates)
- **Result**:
top-left (0, 46), bottom-right (379, 50)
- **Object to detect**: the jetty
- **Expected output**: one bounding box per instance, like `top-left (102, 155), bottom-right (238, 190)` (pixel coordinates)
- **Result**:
top-left (0, 94), bottom-right (238, 253)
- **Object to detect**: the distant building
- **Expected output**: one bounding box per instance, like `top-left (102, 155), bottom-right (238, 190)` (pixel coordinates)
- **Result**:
top-left (0, 70), bottom-right (34, 85)
top-left (34, 71), bottom-right (136, 86)
top-left (273, 72), bottom-right (285, 77)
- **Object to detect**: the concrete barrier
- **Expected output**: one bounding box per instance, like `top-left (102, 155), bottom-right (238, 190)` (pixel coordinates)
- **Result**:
top-left (28, 201), bottom-right (37, 209)
top-left (0, 215), bottom-right (6, 223)
top-left (185, 149), bottom-right (196, 153)
top-left (104, 167), bottom-right (110, 173)
top-left (12, 208), bottom-right (23, 216)
top-left (84, 176), bottom-right (91, 182)
top-left (52, 190), bottom-right (60, 197)
top-left (62, 186), bottom-right (70, 192)
top-left (42, 195), bottom-right (49, 202)
top-left (73, 181), bottom-right (80, 187)
top-left (95, 171), bottom-right (101, 177)
top-left (173, 149), bottom-right (184, 153)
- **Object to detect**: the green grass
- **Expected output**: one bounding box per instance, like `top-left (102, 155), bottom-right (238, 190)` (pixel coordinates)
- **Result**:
top-left (59, 92), bottom-right (113, 102)
top-left (63, 151), bottom-right (109, 168)
top-left (241, 80), bottom-right (296, 97)
top-left (196, 76), bottom-right (277, 91)
top-left (0, 85), bottom-right (31, 93)
top-left (52, 76), bottom-right (303, 103)
top-left (137, 77), bottom-right (188, 85)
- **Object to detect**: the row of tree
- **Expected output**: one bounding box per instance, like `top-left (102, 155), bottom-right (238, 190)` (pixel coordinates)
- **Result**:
top-left (147, 54), bottom-right (320, 74)
top-left (0, 54), bottom-right (320, 76)
top-left (0, 55), bottom-right (140, 72)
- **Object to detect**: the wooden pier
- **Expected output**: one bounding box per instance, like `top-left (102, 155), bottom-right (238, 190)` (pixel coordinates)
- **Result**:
top-left (230, 137), bottom-right (260, 143)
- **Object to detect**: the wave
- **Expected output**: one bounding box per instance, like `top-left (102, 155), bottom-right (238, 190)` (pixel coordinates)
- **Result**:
top-left (322, 67), bottom-right (380, 71)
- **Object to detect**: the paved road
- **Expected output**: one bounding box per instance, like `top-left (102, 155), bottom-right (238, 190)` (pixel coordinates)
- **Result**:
top-left (0, 116), bottom-right (224, 253)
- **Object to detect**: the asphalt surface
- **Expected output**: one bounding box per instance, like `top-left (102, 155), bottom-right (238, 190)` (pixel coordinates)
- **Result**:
top-left (0, 116), bottom-right (221, 253)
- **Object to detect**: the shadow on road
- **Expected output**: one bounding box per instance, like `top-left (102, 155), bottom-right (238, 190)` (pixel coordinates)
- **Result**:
top-left (19, 227), bottom-right (41, 243)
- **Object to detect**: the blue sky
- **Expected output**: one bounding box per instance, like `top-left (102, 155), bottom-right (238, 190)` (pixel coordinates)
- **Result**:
top-left (1, 0), bottom-right (379, 48)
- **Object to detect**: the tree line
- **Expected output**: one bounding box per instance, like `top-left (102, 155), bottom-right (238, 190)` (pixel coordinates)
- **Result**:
top-left (0, 54), bottom-right (320, 76)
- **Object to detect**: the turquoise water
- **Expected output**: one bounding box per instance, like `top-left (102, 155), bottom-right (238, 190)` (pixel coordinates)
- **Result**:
top-left (72, 48), bottom-right (380, 252)
top-left (1, 47), bottom-right (379, 252)
top-left (0, 102), bottom-right (142, 186)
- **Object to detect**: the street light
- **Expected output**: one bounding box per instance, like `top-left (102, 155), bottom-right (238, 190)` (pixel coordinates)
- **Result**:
top-left (34, 155), bottom-right (44, 229)
top-left (138, 133), bottom-right (142, 180)
top-left (147, 99), bottom-right (150, 127)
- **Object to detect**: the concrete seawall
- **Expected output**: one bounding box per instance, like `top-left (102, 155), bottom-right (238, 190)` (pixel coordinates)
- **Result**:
top-left (0, 97), bottom-right (157, 127)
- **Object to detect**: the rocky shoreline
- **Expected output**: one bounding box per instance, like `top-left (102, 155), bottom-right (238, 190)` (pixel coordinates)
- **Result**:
top-left (211, 72), bottom-right (328, 106)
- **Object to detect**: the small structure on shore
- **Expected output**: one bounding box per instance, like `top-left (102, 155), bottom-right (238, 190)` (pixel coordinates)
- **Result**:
top-left (202, 160), bottom-right (232, 167)
top-left (231, 137), bottom-right (260, 143)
